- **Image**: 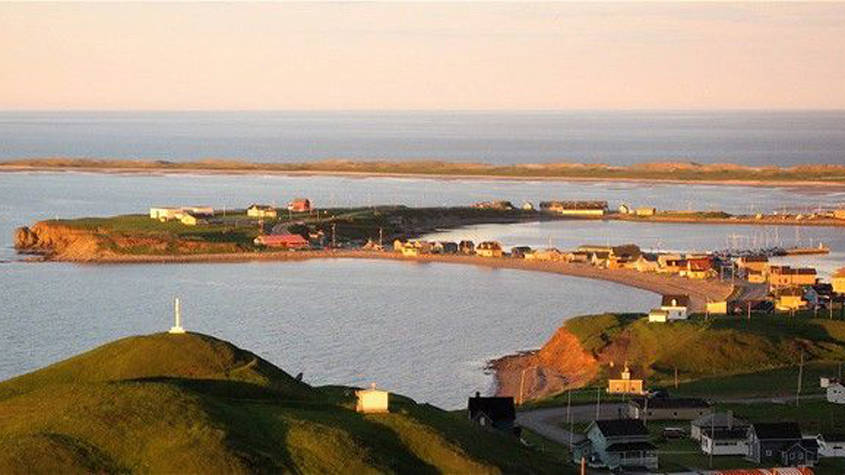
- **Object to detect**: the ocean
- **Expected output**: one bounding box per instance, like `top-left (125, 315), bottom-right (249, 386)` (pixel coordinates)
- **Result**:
top-left (1, 110), bottom-right (845, 166)
top-left (1, 172), bottom-right (844, 407)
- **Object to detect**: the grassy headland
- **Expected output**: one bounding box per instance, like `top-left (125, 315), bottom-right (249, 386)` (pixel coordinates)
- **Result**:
top-left (0, 332), bottom-right (561, 474)
top-left (14, 206), bottom-right (547, 259)
top-left (496, 312), bottom-right (845, 404)
top-left (4, 158), bottom-right (845, 186)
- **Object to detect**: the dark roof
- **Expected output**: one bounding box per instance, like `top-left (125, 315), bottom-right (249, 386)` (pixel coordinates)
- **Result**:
top-left (605, 441), bottom-right (657, 452)
top-left (752, 422), bottom-right (802, 440)
top-left (595, 419), bottom-right (649, 437)
top-left (741, 256), bottom-right (769, 262)
top-left (702, 428), bottom-right (749, 440)
top-left (631, 397), bottom-right (710, 409)
top-left (800, 438), bottom-right (820, 451)
top-left (467, 396), bottom-right (515, 423)
top-left (662, 295), bottom-right (691, 307)
top-left (811, 284), bottom-right (834, 295)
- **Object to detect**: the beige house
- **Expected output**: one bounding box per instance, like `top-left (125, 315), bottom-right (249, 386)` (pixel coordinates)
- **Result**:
top-left (835, 209), bottom-right (845, 220)
top-left (775, 287), bottom-right (806, 311)
top-left (628, 398), bottom-right (712, 421)
top-left (539, 200), bottom-right (607, 216)
top-left (607, 364), bottom-right (645, 395)
top-left (475, 241), bottom-right (504, 258)
top-left (400, 241), bottom-right (431, 257)
top-left (150, 206), bottom-right (214, 222)
top-left (706, 301), bottom-right (728, 314)
top-left (635, 207), bottom-right (656, 217)
top-left (626, 255), bottom-right (659, 273)
top-left (356, 383), bottom-right (389, 413)
top-left (833, 268), bottom-right (845, 294)
top-left (769, 265), bottom-right (817, 289)
top-left (246, 204), bottom-right (278, 218)
top-left (179, 213), bottom-right (211, 226)
top-left (525, 248), bottom-right (563, 261)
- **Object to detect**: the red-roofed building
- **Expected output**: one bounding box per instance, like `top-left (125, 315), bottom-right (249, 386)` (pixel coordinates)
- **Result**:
top-left (288, 198), bottom-right (312, 213)
top-left (254, 233), bottom-right (309, 249)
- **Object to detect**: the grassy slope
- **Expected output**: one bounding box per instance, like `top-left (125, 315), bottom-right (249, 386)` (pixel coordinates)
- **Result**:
top-left (45, 206), bottom-right (542, 254)
top-left (0, 333), bottom-right (559, 474)
top-left (560, 313), bottom-right (845, 394)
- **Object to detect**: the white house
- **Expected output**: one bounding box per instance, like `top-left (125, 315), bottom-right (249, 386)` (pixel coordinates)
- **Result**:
top-left (356, 383), bottom-right (389, 414)
top-left (701, 428), bottom-right (748, 456)
top-left (690, 412), bottom-right (747, 441)
top-left (648, 309), bottom-right (670, 323)
top-left (827, 382), bottom-right (845, 404)
top-left (817, 434), bottom-right (845, 458)
top-left (660, 295), bottom-right (690, 320)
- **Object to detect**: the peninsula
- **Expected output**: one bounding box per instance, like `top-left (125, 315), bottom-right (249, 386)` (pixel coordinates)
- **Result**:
top-left (4, 158), bottom-right (845, 187)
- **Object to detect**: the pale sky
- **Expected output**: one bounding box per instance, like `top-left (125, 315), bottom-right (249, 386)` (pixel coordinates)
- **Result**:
top-left (1, 2), bottom-right (845, 110)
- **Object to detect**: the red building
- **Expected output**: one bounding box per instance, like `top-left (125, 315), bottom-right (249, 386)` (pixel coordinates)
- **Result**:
top-left (254, 233), bottom-right (309, 249)
top-left (288, 198), bottom-right (311, 213)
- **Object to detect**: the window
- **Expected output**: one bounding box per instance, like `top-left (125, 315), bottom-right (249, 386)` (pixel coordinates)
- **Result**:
top-left (766, 450), bottom-right (772, 456)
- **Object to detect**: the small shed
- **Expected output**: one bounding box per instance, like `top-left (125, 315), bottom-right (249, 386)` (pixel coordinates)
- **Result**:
top-left (356, 383), bottom-right (389, 414)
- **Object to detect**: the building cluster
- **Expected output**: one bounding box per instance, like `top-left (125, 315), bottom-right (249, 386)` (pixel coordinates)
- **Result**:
top-left (149, 206), bottom-right (215, 226)
top-left (573, 391), bottom-right (840, 472)
top-left (149, 199), bottom-right (317, 249)
top-left (737, 255), bottom-right (845, 313)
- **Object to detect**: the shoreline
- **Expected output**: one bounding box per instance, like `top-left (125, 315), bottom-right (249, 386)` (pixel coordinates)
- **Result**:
top-left (34, 249), bottom-right (734, 311)
top-left (3, 164), bottom-right (845, 189)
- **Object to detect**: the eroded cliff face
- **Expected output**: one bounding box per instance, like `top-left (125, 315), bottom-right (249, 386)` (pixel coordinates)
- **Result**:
top-left (14, 222), bottom-right (108, 261)
top-left (14, 221), bottom-right (244, 261)
top-left (492, 326), bottom-right (599, 401)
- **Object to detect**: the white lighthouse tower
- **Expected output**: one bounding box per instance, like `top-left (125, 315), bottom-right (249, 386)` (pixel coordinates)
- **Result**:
top-left (169, 297), bottom-right (186, 334)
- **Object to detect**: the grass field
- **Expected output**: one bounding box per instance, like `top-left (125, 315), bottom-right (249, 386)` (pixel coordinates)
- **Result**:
top-left (523, 313), bottom-right (845, 409)
top-left (0, 333), bottom-right (561, 473)
top-left (42, 205), bottom-right (546, 255)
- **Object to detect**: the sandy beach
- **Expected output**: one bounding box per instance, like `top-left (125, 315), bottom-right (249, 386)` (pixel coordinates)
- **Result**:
top-left (50, 249), bottom-right (733, 310)
top-left (3, 162), bottom-right (845, 189)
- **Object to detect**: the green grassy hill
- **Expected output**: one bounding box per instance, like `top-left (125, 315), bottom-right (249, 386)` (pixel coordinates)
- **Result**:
top-left (0, 333), bottom-right (559, 474)
top-left (565, 313), bottom-right (845, 393)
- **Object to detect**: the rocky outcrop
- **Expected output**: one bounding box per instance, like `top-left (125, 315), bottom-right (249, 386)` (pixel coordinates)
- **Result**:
top-left (490, 326), bottom-right (599, 401)
top-left (14, 223), bottom-right (107, 261)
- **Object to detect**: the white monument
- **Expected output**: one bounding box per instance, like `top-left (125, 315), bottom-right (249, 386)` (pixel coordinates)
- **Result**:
top-left (169, 297), bottom-right (186, 334)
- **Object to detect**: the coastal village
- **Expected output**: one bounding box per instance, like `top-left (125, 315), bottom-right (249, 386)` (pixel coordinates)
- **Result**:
top-left (10, 197), bottom-right (845, 474)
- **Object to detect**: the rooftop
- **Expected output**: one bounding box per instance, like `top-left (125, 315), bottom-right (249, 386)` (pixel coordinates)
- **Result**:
top-left (751, 422), bottom-right (803, 440)
top-left (631, 397), bottom-right (710, 410)
top-left (595, 419), bottom-right (649, 437)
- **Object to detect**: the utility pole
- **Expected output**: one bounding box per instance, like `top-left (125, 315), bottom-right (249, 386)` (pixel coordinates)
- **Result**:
top-left (674, 367), bottom-right (679, 389)
top-left (797, 351), bottom-right (804, 407)
top-left (747, 302), bottom-right (751, 322)
top-left (378, 227), bottom-right (383, 248)
top-left (567, 390), bottom-right (573, 449)
top-left (331, 223), bottom-right (336, 249)
top-left (595, 386), bottom-right (601, 420)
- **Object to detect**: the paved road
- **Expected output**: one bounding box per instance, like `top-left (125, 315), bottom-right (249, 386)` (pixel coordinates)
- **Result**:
top-left (517, 403), bottom-right (627, 448)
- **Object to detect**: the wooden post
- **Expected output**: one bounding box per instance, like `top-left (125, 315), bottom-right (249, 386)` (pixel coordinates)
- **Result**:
top-left (747, 302), bottom-right (751, 322)
top-left (674, 367), bottom-right (679, 389)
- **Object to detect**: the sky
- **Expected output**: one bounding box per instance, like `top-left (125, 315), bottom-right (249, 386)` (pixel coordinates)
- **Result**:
top-left (1, 2), bottom-right (844, 110)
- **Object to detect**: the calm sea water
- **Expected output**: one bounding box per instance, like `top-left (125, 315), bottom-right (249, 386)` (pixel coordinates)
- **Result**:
top-left (1, 172), bottom-right (844, 407)
top-left (1, 111), bottom-right (845, 166)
